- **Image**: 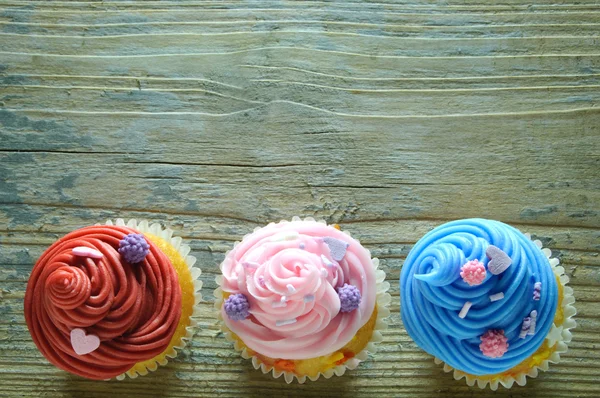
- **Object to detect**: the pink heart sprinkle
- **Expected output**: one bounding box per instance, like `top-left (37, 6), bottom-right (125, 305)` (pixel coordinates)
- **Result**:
top-left (72, 246), bottom-right (103, 259)
top-left (70, 328), bottom-right (100, 356)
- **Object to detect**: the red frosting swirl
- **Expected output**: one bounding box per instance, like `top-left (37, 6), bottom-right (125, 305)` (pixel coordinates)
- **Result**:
top-left (24, 225), bottom-right (182, 379)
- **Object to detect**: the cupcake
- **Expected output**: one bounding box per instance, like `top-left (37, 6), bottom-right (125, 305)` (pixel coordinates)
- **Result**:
top-left (400, 218), bottom-right (576, 390)
top-left (214, 217), bottom-right (390, 383)
top-left (24, 219), bottom-right (202, 380)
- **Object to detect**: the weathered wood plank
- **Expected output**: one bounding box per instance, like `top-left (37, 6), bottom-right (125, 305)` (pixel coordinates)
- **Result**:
top-left (1, 0), bottom-right (599, 397)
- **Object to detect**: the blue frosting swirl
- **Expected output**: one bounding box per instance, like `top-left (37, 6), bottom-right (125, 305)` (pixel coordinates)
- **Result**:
top-left (400, 219), bottom-right (558, 375)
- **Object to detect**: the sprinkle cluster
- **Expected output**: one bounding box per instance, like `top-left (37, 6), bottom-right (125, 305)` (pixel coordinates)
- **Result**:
top-left (457, 247), bottom-right (515, 358)
top-left (519, 310), bottom-right (538, 338)
top-left (533, 282), bottom-right (542, 301)
top-left (460, 260), bottom-right (486, 286)
top-left (224, 293), bottom-right (250, 321)
top-left (118, 233), bottom-right (150, 263)
top-left (479, 330), bottom-right (509, 358)
top-left (520, 316), bottom-right (532, 339)
top-left (337, 283), bottom-right (362, 313)
top-left (455, 245), bottom-right (547, 359)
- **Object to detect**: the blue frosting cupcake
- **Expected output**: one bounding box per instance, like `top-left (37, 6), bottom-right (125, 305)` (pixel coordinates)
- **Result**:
top-left (400, 218), bottom-right (576, 389)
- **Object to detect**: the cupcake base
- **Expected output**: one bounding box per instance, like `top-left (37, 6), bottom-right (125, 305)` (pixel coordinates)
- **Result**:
top-left (435, 235), bottom-right (576, 390)
top-left (104, 219), bottom-right (203, 380)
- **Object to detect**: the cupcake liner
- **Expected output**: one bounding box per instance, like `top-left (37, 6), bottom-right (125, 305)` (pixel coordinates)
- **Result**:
top-left (214, 216), bottom-right (391, 383)
top-left (434, 234), bottom-right (576, 390)
top-left (102, 219), bottom-right (202, 380)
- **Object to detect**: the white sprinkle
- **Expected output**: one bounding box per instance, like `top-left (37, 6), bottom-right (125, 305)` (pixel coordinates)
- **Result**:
top-left (519, 315), bottom-right (533, 338)
top-left (528, 324), bottom-right (536, 336)
top-left (286, 284), bottom-right (296, 294)
top-left (285, 232), bottom-right (299, 240)
top-left (271, 301), bottom-right (287, 308)
top-left (458, 301), bottom-right (472, 319)
top-left (271, 232), bottom-right (299, 242)
top-left (533, 282), bottom-right (542, 300)
top-left (303, 294), bottom-right (315, 303)
top-left (280, 296), bottom-right (287, 303)
top-left (320, 269), bottom-right (328, 278)
top-left (242, 261), bottom-right (260, 269)
top-left (72, 246), bottom-right (103, 259)
top-left (321, 255), bottom-right (334, 268)
top-left (528, 310), bottom-right (538, 335)
top-left (276, 318), bottom-right (297, 327)
top-left (519, 329), bottom-right (529, 339)
top-left (489, 292), bottom-right (505, 302)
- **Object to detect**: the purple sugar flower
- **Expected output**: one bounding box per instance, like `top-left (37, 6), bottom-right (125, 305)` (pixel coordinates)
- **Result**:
top-left (224, 293), bottom-right (250, 321)
top-left (337, 283), bottom-right (361, 313)
top-left (118, 233), bottom-right (150, 264)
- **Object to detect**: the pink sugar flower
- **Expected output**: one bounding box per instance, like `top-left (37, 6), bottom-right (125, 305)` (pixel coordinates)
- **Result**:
top-left (479, 329), bottom-right (509, 358)
top-left (460, 259), bottom-right (486, 286)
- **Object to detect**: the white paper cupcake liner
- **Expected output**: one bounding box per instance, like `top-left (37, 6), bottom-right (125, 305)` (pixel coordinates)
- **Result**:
top-left (435, 234), bottom-right (577, 390)
top-left (101, 219), bottom-right (202, 380)
top-left (214, 216), bottom-right (391, 383)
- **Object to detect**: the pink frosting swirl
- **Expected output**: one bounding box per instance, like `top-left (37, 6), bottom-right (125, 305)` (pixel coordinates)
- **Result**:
top-left (220, 220), bottom-right (376, 359)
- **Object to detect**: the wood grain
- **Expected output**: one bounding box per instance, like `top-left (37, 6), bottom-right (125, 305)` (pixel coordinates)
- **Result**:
top-left (0, 1), bottom-right (599, 397)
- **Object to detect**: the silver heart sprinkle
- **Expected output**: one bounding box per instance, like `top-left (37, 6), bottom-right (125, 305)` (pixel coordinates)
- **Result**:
top-left (486, 245), bottom-right (512, 275)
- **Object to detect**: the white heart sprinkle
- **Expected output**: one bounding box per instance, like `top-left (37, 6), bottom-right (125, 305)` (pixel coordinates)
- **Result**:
top-left (72, 246), bottom-right (103, 259)
top-left (323, 237), bottom-right (349, 261)
top-left (70, 328), bottom-right (100, 356)
top-left (486, 245), bottom-right (512, 275)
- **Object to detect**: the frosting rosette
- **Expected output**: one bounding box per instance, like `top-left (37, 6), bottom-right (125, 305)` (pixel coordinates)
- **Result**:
top-left (219, 219), bottom-right (377, 360)
top-left (25, 221), bottom-right (202, 380)
top-left (401, 218), bottom-right (576, 387)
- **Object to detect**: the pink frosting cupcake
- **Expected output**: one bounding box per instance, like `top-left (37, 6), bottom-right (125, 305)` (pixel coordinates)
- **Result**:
top-left (214, 217), bottom-right (390, 383)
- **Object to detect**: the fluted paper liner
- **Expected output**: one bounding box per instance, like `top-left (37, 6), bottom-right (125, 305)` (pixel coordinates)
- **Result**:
top-left (434, 234), bottom-right (577, 390)
top-left (214, 216), bottom-right (391, 383)
top-left (101, 219), bottom-right (202, 380)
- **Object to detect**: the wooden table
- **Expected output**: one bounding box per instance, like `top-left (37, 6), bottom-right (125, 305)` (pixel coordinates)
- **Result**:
top-left (1, 1), bottom-right (599, 397)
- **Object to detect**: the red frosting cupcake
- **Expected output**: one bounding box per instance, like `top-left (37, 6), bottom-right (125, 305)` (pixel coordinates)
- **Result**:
top-left (24, 220), bottom-right (202, 380)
